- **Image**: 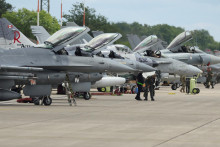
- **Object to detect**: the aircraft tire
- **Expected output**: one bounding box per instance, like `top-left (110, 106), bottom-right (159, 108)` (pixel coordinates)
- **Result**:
top-left (192, 88), bottom-right (198, 94)
top-left (84, 92), bottom-right (91, 100)
top-left (101, 87), bottom-right (106, 92)
top-left (196, 88), bottom-right (200, 94)
top-left (43, 96), bottom-right (52, 106)
top-left (97, 87), bottom-right (106, 92)
top-left (171, 84), bottom-right (177, 90)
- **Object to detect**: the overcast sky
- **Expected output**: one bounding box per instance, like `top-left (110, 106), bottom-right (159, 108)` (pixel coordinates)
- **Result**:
top-left (6, 0), bottom-right (220, 41)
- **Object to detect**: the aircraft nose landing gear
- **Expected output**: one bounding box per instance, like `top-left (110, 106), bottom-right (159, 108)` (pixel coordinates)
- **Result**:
top-left (83, 92), bottom-right (91, 100)
top-left (43, 96), bottom-right (52, 106)
top-left (32, 96), bottom-right (52, 106)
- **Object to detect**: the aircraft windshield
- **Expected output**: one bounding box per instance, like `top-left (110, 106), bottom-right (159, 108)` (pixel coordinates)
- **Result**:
top-left (134, 35), bottom-right (158, 51)
top-left (167, 31), bottom-right (192, 49)
top-left (45, 27), bottom-right (87, 47)
top-left (83, 33), bottom-right (119, 51)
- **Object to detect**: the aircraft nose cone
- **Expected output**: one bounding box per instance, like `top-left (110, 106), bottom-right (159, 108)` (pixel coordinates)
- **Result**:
top-left (189, 65), bottom-right (203, 75)
top-left (136, 62), bottom-right (156, 72)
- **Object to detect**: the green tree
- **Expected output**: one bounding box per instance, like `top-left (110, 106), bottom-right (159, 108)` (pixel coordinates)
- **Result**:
top-left (64, 2), bottom-right (111, 32)
top-left (64, 2), bottom-right (219, 51)
top-left (0, 0), bottom-right (13, 17)
top-left (188, 30), bottom-right (220, 50)
top-left (2, 8), bottom-right (60, 39)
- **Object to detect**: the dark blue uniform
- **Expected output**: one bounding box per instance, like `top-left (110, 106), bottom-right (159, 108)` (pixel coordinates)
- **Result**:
top-left (135, 73), bottom-right (144, 100)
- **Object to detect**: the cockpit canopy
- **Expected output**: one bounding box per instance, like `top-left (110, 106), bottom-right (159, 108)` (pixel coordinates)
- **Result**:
top-left (167, 31), bottom-right (192, 50)
top-left (45, 27), bottom-right (89, 48)
top-left (82, 33), bottom-right (122, 53)
top-left (133, 35), bottom-right (158, 52)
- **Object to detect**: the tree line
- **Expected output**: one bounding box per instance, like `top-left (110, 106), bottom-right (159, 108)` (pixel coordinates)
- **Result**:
top-left (1, 0), bottom-right (219, 50)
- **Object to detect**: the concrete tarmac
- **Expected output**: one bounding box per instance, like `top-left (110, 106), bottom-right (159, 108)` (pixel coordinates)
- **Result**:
top-left (0, 84), bottom-right (220, 147)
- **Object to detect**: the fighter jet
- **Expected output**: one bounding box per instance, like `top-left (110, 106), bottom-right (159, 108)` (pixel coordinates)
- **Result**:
top-left (0, 25), bottom-right (137, 105)
top-left (133, 31), bottom-right (220, 66)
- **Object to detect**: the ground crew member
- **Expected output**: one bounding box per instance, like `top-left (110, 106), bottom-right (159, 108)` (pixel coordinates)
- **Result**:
top-left (135, 72), bottom-right (144, 101)
top-left (180, 76), bottom-right (186, 93)
top-left (211, 76), bottom-right (216, 89)
top-left (205, 68), bottom-right (213, 88)
top-left (144, 75), bottom-right (155, 101)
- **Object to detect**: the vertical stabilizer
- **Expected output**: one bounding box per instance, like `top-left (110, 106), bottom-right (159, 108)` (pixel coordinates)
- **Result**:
top-left (0, 18), bottom-right (35, 49)
top-left (127, 34), bottom-right (142, 49)
top-left (31, 26), bottom-right (51, 44)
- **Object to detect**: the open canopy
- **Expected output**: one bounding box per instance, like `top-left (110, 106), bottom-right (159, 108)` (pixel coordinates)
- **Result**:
top-left (133, 35), bottom-right (158, 52)
top-left (167, 31), bottom-right (192, 50)
top-left (83, 33), bottom-right (122, 53)
top-left (44, 27), bottom-right (90, 48)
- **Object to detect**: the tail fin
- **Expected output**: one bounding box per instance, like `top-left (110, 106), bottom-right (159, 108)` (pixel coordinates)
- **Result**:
top-left (127, 34), bottom-right (142, 49)
top-left (92, 31), bottom-right (104, 37)
top-left (31, 26), bottom-right (51, 44)
top-left (0, 18), bottom-right (35, 49)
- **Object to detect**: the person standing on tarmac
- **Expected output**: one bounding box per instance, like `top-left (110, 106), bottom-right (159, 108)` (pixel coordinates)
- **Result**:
top-left (211, 76), bottom-right (216, 89)
top-left (135, 72), bottom-right (144, 101)
top-left (144, 75), bottom-right (156, 101)
top-left (180, 76), bottom-right (186, 93)
top-left (205, 68), bottom-right (213, 88)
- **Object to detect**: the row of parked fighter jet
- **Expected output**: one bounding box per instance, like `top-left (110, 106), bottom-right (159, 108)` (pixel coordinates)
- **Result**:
top-left (0, 18), bottom-right (220, 105)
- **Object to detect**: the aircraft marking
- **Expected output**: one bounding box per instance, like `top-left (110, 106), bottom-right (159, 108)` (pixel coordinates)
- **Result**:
top-left (14, 31), bottom-right (21, 43)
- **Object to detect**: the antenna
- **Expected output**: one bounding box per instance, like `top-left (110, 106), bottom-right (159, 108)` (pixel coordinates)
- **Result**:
top-left (61, 0), bottom-right (63, 26)
top-left (37, 0), bottom-right (40, 26)
top-left (83, 1), bottom-right (85, 27)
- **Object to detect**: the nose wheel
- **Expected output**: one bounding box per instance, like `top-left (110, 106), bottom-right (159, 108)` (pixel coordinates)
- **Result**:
top-left (43, 96), bottom-right (52, 106)
top-left (171, 84), bottom-right (177, 90)
top-left (83, 92), bottom-right (91, 100)
top-left (32, 96), bottom-right (52, 106)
